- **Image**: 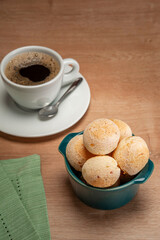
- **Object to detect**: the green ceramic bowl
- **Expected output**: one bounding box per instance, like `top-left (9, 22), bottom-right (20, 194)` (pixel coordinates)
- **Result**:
top-left (59, 131), bottom-right (154, 210)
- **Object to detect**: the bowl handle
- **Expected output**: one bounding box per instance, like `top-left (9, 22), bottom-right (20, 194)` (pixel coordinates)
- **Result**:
top-left (133, 160), bottom-right (154, 184)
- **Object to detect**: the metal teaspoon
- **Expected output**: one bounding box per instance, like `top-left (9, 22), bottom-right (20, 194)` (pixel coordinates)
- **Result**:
top-left (38, 77), bottom-right (83, 120)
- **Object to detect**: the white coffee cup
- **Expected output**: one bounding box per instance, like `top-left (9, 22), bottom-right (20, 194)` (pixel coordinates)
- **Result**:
top-left (0, 46), bottom-right (79, 109)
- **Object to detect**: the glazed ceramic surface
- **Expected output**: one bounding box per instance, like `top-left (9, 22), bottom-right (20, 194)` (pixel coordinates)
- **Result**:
top-left (59, 131), bottom-right (154, 210)
top-left (0, 46), bottom-right (79, 109)
top-left (0, 73), bottom-right (90, 137)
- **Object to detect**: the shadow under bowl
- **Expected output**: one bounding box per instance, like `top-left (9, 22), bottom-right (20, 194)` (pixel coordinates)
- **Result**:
top-left (59, 131), bottom-right (154, 210)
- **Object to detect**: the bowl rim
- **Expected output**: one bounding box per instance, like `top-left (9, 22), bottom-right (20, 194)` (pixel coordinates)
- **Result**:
top-left (59, 131), bottom-right (154, 192)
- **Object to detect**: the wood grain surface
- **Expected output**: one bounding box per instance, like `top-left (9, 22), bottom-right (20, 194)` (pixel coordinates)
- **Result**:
top-left (0, 0), bottom-right (160, 239)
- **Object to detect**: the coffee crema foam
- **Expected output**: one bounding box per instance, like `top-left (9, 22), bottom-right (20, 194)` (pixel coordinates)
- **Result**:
top-left (5, 51), bottom-right (60, 86)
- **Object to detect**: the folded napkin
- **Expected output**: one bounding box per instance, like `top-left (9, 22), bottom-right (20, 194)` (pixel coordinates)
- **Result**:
top-left (0, 154), bottom-right (51, 240)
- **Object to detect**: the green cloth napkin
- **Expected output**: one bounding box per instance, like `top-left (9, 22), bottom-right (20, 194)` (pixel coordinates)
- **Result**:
top-left (0, 154), bottom-right (51, 240)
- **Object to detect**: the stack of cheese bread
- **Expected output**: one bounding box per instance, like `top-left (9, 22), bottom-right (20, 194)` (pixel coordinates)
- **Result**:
top-left (66, 119), bottom-right (149, 188)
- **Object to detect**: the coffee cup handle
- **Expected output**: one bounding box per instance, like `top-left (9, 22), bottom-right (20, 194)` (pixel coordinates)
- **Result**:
top-left (62, 58), bottom-right (80, 86)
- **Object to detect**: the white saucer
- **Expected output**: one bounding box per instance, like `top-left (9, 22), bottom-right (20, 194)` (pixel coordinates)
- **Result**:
top-left (0, 72), bottom-right (90, 138)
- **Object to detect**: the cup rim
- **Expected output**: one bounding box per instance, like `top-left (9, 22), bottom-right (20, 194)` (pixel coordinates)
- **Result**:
top-left (0, 45), bottom-right (64, 89)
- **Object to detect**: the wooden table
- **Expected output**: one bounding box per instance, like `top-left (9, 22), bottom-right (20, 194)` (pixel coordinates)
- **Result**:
top-left (0, 0), bottom-right (160, 239)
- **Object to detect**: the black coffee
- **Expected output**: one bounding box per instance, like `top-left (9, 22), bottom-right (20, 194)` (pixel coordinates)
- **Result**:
top-left (5, 51), bottom-right (60, 86)
top-left (19, 64), bottom-right (50, 82)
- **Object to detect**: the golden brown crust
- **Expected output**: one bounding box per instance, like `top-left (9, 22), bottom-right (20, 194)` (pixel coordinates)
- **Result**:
top-left (112, 136), bottom-right (149, 176)
top-left (66, 135), bottom-right (94, 172)
top-left (82, 156), bottom-right (121, 188)
top-left (110, 119), bottom-right (132, 141)
top-left (83, 118), bottom-right (120, 155)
